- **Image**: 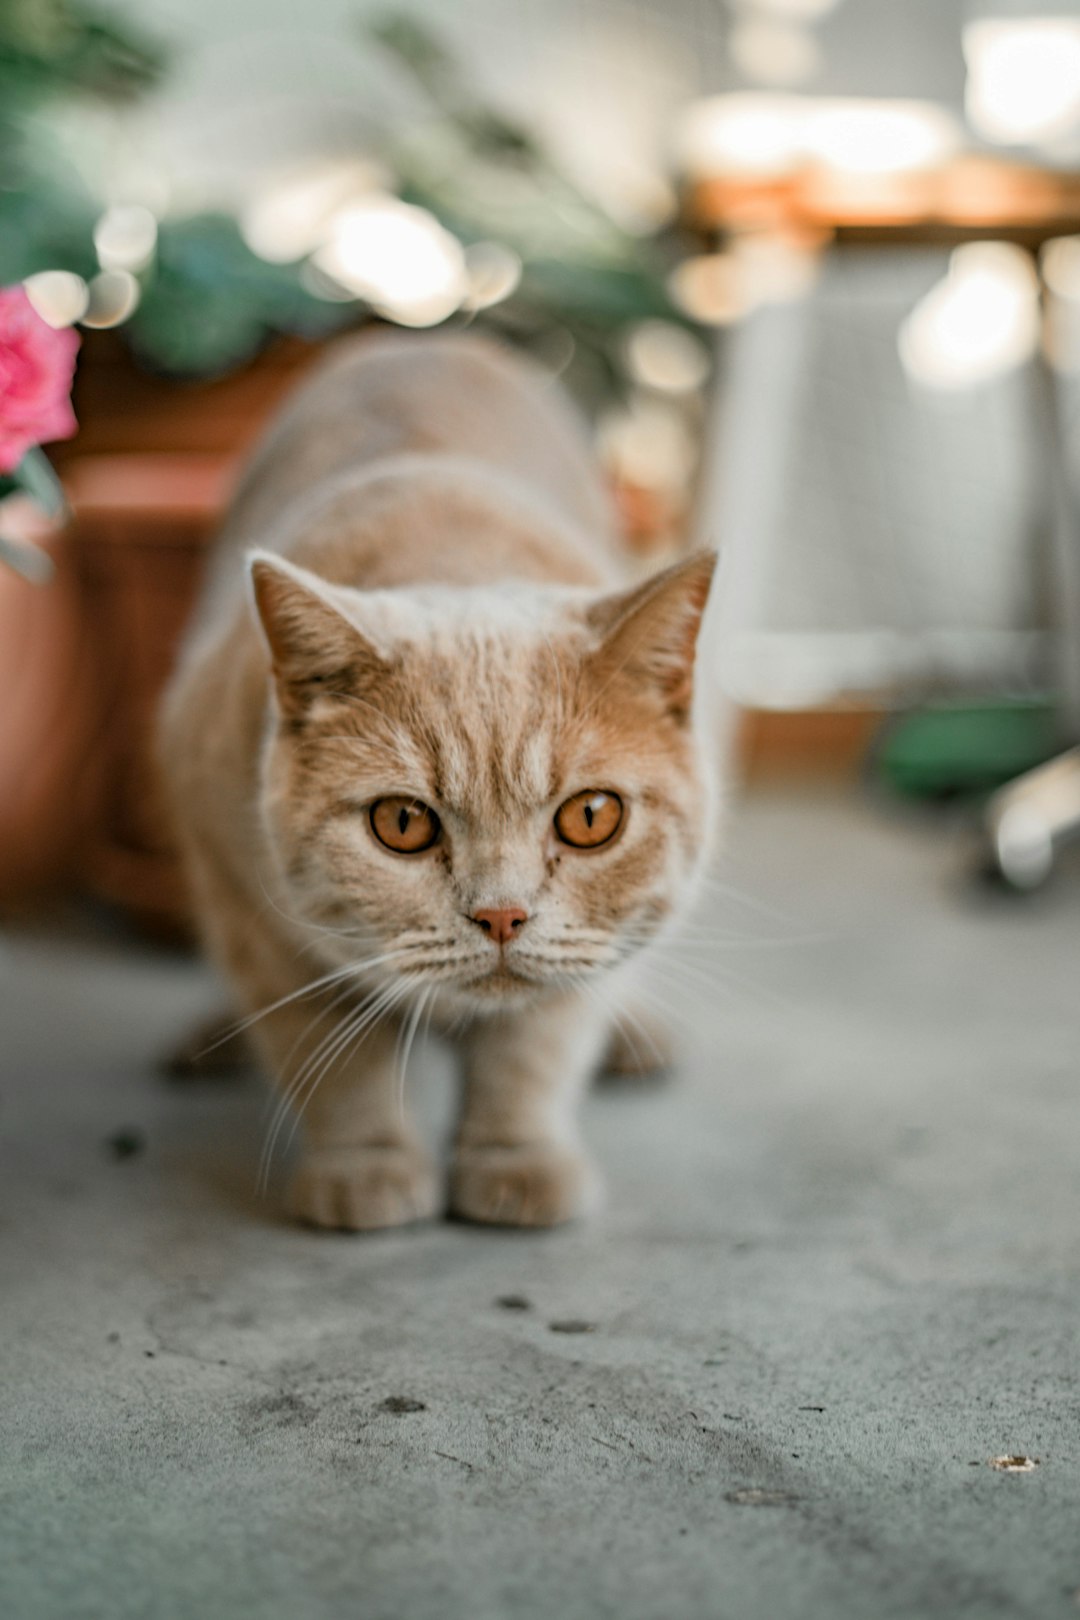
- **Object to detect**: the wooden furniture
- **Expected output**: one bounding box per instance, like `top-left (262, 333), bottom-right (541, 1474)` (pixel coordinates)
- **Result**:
top-left (686, 153), bottom-right (1080, 251)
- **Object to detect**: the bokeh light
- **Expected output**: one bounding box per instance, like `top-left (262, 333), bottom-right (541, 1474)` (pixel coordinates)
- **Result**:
top-left (964, 19), bottom-right (1080, 149)
top-left (730, 19), bottom-right (822, 88)
top-left (622, 320), bottom-right (710, 394)
top-left (729, 0), bottom-right (840, 17)
top-left (804, 100), bottom-right (958, 176)
top-left (313, 197), bottom-right (467, 327)
top-left (23, 271), bottom-right (90, 329)
top-left (81, 269), bottom-right (141, 330)
top-left (93, 205), bottom-right (157, 273)
top-left (677, 94), bottom-right (958, 179)
top-left (240, 160), bottom-right (386, 265)
top-left (898, 244), bottom-right (1040, 391)
top-left (461, 242), bottom-right (523, 312)
top-left (668, 253), bottom-right (748, 326)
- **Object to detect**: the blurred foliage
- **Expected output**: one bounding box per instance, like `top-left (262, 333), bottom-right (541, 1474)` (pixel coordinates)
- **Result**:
top-left (0, 0), bottom-right (163, 113)
top-left (0, 2), bottom-right (693, 390)
top-left (0, 0), bottom-right (355, 376)
top-left (126, 216), bottom-right (352, 377)
top-left (370, 11), bottom-right (689, 399)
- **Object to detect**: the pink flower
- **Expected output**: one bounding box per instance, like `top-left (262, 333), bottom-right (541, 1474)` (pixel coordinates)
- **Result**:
top-left (0, 285), bottom-right (80, 475)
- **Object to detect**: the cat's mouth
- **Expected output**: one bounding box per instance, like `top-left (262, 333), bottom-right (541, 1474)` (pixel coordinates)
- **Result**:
top-left (458, 949), bottom-right (609, 996)
top-left (463, 961), bottom-right (535, 992)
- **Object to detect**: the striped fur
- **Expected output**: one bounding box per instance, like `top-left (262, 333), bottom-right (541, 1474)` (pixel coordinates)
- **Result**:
top-left (160, 332), bottom-right (718, 1231)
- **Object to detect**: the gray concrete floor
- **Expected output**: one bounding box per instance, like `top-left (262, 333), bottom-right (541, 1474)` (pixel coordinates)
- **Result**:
top-left (2, 789), bottom-right (1079, 1620)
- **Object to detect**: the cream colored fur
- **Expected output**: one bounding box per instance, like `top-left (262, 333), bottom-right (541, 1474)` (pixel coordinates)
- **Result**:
top-left (160, 331), bottom-right (717, 1231)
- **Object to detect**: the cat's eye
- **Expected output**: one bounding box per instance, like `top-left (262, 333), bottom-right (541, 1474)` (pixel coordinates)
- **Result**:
top-left (370, 797), bottom-right (441, 853)
top-left (554, 790), bottom-right (623, 849)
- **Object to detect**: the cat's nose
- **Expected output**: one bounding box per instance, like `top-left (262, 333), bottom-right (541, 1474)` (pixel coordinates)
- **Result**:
top-left (471, 907), bottom-right (528, 946)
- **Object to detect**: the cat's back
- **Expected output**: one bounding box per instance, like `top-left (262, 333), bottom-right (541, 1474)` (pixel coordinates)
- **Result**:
top-left (220, 329), bottom-right (616, 557)
top-left (161, 330), bottom-right (624, 810)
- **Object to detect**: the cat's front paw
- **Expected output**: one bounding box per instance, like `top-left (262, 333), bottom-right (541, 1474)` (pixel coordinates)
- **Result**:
top-left (449, 1144), bottom-right (600, 1228)
top-left (288, 1144), bottom-right (438, 1232)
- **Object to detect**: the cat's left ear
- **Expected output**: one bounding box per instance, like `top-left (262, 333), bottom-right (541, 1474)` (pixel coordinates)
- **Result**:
top-left (586, 551), bottom-right (716, 723)
top-left (246, 551), bottom-right (388, 716)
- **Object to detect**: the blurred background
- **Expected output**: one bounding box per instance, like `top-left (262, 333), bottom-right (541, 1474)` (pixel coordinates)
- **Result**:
top-left (3, 0), bottom-right (1080, 926)
top-left (6, 14), bottom-right (1080, 1611)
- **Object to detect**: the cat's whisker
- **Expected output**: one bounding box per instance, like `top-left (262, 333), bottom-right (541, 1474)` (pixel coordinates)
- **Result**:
top-left (273, 975), bottom-right (365, 1077)
top-left (695, 872), bottom-right (810, 929)
top-left (252, 858), bottom-right (365, 941)
top-left (258, 972), bottom-right (414, 1188)
top-left (632, 949), bottom-right (790, 1015)
top-left (294, 925), bottom-right (379, 961)
top-left (261, 978), bottom-right (412, 1189)
top-left (282, 979), bottom-right (416, 1159)
top-left (203, 948), bottom-right (414, 1057)
top-left (574, 971), bottom-right (667, 1075)
top-left (257, 990), bottom-right (383, 1192)
top-left (622, 920), bottom-right (824, 954)
top-left (393, 984), bottom-right (432, 1132)
top-left (258, 1001), bottom-right (367, 1193)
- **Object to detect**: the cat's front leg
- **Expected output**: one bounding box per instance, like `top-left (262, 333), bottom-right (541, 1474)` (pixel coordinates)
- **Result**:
top-left (184, 853), bottom-right (436, 1232)
top-left (280, 1004), bottom-right (438, 1232)
top-left (450, 991), bottom-right (609, 1227)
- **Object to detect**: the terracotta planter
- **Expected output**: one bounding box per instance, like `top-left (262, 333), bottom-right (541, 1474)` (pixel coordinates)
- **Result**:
top-left (0, 528), bottom-right (102, 902)
top-left (0, 334), bottom-right (322, 927)
top-left (63, 453), bottom-right (233, 931)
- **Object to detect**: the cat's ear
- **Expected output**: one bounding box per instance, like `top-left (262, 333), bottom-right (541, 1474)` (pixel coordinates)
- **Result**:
top-left (247, 552), bottom-right (387, 715)
top-left (586, 550), bottom-right (716, 722)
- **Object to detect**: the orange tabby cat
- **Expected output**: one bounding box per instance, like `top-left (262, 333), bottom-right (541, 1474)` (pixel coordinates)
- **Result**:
top-left (160, 331), bottom-right (717, 1230)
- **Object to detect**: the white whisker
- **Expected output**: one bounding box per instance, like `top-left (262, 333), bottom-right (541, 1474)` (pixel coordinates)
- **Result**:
top-left (394, 985), bottom-right (432, 1131)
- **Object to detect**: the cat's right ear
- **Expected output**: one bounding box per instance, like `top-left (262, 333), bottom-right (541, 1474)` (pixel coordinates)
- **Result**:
top-left (247, 553), bottom-right (388, 717)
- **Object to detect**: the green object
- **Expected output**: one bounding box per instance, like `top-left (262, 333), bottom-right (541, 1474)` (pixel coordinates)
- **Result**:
top-left (875, 700), bottom-right (1064, 801)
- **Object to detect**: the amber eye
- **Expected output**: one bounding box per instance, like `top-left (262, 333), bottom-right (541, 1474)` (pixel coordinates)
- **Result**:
top-left (554, 790), bottom-right (623, 849)
top-left (370, 797), bottom-right (441, 853)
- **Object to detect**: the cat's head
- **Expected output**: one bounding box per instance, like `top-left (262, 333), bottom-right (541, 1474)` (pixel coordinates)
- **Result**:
top-left (248, 550), bottom-right (717, 1010)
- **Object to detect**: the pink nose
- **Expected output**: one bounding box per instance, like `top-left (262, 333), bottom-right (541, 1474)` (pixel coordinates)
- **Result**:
top-left (471, 907), bottom-right (528, 946)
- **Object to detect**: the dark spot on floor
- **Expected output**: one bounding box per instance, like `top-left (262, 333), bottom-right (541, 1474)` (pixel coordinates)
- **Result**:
top-left (381, 1396), bottom-right (426, 1414)
top-left (105, 1128), bottom-right (145, 1160)
top-left (496, 1294), bottom-right (531, 1311)
top-left (241, 1391), bottom-right (316, 1431)
top-left (725, 1488), bottom-right (799, 1508)
top-left (549, 1320), bottom-right (595, 1334)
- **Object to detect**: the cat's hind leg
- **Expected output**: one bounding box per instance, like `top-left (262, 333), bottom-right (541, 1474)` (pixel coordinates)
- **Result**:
top-left (160, 1008), bottom-right (253, 1080)
top-left (601, 1009), bottom-right (675, 1081)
